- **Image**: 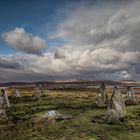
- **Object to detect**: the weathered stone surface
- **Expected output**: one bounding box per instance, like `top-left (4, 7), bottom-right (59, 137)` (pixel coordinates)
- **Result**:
top-left (40, 110), bottom-right (71, 125)
top-left (12, 88), bottom-right (21, 97)
top-left (125, 86), bottom-right (136, 105)
top-left (107, 86), bottom-right (126, 122)
top-left (0, 96), bottom-right (6, 118)
top-left (96, 82), bottom-right (108, 107)
top-left (0, 89), bottom-right (10, 119)
top-left (0, 89), bottom-right (10, 108)
top-left (43, 110), bottom-right (64, 120)
top-left (34, 84), bottom-right (45, 98)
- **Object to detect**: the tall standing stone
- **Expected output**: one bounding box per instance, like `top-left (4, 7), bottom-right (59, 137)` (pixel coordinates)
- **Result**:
top-left (96, 82), bottom-right (108, 107)
top-left (0, 92), bottom-right (5, 118)
top-left (107, 86), bottom-right (126, 122)
top-left (1, 89), bottom-right (10, 108)
top-left (0, 89), bottom-right (10, 119)
top-left (125, 86), bottom-right (136, 105)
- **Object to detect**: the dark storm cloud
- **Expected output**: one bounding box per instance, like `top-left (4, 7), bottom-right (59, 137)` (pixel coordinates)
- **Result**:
top-left (0, 57), bottom-right (22, 69)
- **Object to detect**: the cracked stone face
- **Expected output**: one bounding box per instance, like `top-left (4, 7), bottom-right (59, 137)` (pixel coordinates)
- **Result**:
top-left (0, 89), bottom-right (10, 108)
top-left (96, 82), bottom-right (108, 107)
top-left (107, 87), bottom-right (126, 121)
top-left (0, 89), bottom-right (10, 119)
top-left (41, 110), bottom-right (64, 125)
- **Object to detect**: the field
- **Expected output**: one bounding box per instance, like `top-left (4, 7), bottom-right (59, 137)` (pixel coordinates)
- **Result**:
top-left (0, 89), bottom-right (140, 140)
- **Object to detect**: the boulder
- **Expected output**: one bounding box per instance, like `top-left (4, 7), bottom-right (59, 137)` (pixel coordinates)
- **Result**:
top-left (41, 110), bottom-right (72, 125)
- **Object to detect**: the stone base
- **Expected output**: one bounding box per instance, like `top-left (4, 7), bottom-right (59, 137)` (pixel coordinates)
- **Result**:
top-left (95, 101), bottom-right (107, 108)
top-left (107, 109), bottom-right (125, 122)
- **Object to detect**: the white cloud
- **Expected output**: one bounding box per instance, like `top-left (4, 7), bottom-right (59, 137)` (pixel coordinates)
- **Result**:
top-left (0, 46), bottom-right (140, 82)
top-left (1, 27), bottom-right (47, 55)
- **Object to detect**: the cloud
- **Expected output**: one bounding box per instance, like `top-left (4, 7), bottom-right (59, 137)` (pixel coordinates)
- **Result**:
top-left (53, 1), bottom-right (140, 53)
top-left (0, 56), bottom-right (22, 69)
top-left (0, 46), bottom-right (140, 82)
top-left (1, 27), bottom-right (47, 55)
top-left (1, 0), bottom-right (140, 81)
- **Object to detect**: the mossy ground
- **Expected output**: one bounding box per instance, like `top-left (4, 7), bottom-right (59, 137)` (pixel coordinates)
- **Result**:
top-left (0, 90), bottom-right (140, 140)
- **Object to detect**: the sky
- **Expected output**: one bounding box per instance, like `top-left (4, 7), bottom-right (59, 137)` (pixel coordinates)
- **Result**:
top-left (0, 0), bottom-right (140, 82)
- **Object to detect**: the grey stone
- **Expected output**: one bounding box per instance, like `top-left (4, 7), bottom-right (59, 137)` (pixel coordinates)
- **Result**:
top-left (34, 84), bottom-right (45, 98)
top-left (125, 86), bottom-right (136, 105)
top-left (0, 96), bottom-right (6, 118)
top-left (0, 89), bottom-right (10, 119)
top-left (12, 88), bottom-right (21, 97)
top-left (107, 86), bottom-right (126, 121)
top-left (96, 82), bottom-right (108, 107)
top-left (0, 89), bottom-right (10, 108)
top-left (42, 110), bottom-right (72, 125)
top-left (43, 110), bottom-right (64, 120)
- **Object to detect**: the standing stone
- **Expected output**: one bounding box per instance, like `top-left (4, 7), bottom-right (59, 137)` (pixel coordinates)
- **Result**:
top-left (1, 89), bottom-right (10, 108)
top-left (12, 88), bottom-right (21, 97)
top-left (34, 84), bottom-right (45, 98)
top-left (0, 95), bottom-right (6, 118)
top-left (107, 86), bottom-right (126, 122)
top-left (0, 89), bottom-right (10, 119)
top-left (125, 86), bottom-right (136, 105)
top-left (39, 84), bottom-right (45, 96)
top-left (96, 82), bottom-right (108, 107)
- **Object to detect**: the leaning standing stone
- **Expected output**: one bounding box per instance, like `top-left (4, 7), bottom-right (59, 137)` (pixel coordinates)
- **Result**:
top-left (107, 86), bottom-right (126, 122)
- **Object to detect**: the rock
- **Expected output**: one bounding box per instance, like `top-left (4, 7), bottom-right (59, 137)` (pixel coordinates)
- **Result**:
top-left (0, 89), bottom-right (10, 108)
top-left (43, 110), bottom-right (64, 120)
top-left (12, 88), bottom-right (21, 97)
top-left (41, 110), bottom-right (71, 125)
top-left (96, 82), bottom-right (108, 107)
top-left (0, 89), bottom-right (10, 119)
top-left (0, 109), bottom-right (6, 119)
top-left (0, 96), bottom-right (6, 119)
top-left (34, 84), bottom-right (45, 98)
top-left (124, 86), bottom-right (136, 105)
top-left (107, 86), bottom-right (126, 122)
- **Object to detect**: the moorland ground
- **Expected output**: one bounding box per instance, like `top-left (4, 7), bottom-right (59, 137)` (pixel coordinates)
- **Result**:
top-left (0, 89), bottom-right (140, 140)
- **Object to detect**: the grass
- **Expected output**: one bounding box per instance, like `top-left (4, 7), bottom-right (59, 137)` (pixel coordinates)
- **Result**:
top-left (0, 90), bottom-right (140, 140)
